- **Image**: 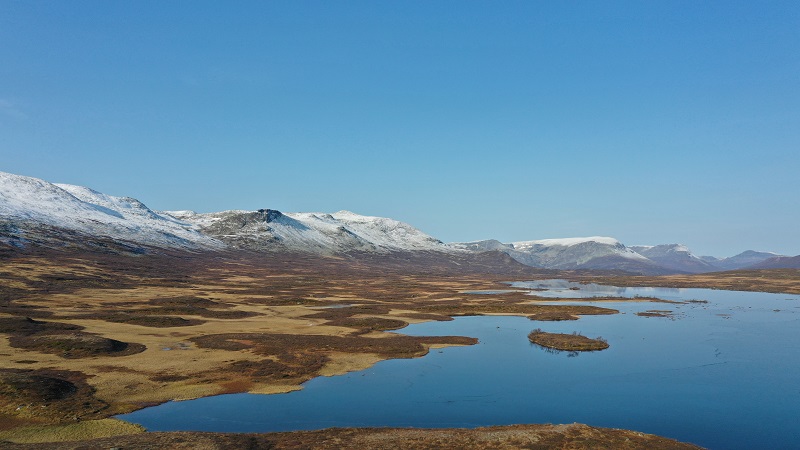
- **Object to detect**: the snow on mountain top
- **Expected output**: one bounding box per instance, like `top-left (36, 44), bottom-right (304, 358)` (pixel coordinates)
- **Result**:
top-left (0, 171), bottom-right (222, 250)
top-left (452, 239), bottom-right (508, 246)
top-left (634, 244), bottom-right (692, 253)
top-left (490, 234), bottom-right (650, 267)
top-left (0, 172), bottom-right (120, 225)
top-left (331, 210), bottom-right (362, 218)
top-left (733, 250), bottom-right (781, 257)
top-left (166, 208), bottom-right (455, 254)
top-left (9, 170), bottom-right (774, 265)
top-left (283, 210), bottom-right (452, 252)
top-left (513, 236), bottom-right (621, 248)
top-left (55, 183), bottom-right (164, 221)
top-left (162, 210), bottom-right (197, 217)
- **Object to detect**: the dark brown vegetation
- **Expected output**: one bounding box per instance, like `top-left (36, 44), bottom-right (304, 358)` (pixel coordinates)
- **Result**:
top-left (192, 333), bottom-right (477, 360)
top-left (0, 317), bottom-right (145, 358)
top-left (0, 369), bottom-right (107, 426)
top-left (0, 423), bottom-right (703, 449)
top-left (68, 313), bottom-right (205, 328)
top-left (0, 317), bottom-right (81, 335)
top-left (528, 329), bottom-right (609, 352)
top-left (324, 317), bottom-right (409, 333)
top-left (223, 356), bottom-right (328, 382)
top-left (636, 310), bottom-right (675, 318)
top-left (9, 333), bottom-right (145, 359)
top-left (527, 311), bottom-right (580, 321)
top-left (143, 296), bottom-right (261, 319)
top-left (418, 302), bottom-right (618, 318)
top-left (302, 304), bottom-right (392, 320)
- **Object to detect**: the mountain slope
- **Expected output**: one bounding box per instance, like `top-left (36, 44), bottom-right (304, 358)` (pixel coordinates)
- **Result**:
top-left (712, 250), bottom-right (784, 271)
top-left (0, 172), bottom-right (222, 251)
top-left (629, 244), bottom-right (717, 273)
top-left (747, 255), bottom-right (800, 269)
top-left (166, 209), bottom-right (457, 255)
top-left (511, 237), bottom-right (672, 274)
top-left (510, 237), bottom-right (643, 267)
top-left (1, 170), bottom-right (790, 275)
top-left (0, 172), bottom-right (455, 256)
top-left (454, 237), bottom-right (670, 275)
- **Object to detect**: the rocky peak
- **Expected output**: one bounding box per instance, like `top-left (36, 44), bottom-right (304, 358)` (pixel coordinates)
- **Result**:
top-left (256, 209), bottom-right (284, 223)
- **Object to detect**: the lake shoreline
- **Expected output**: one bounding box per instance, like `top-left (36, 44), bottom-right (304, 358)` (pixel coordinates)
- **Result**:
top-left (527, 329), bottom-right (609, 351)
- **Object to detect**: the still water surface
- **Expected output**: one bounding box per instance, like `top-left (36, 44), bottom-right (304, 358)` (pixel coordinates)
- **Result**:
top-left (119, 281), bottom-right (800, 449)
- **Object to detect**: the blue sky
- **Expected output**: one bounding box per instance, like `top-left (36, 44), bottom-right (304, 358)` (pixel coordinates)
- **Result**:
top-left (1, 1), bottom-right (798, 257)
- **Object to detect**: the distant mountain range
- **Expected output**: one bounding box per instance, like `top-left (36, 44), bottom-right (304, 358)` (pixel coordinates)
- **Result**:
top-left (452, 239), bottom-right (783, 274)
top-left (747, 254), bottom-right (800, 269)
top-left (1, 171), bottom-right (794, 274)
top-left (452, 237), bottom-right (669, 274)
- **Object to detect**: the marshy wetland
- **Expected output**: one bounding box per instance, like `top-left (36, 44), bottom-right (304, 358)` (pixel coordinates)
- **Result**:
top-left (119, 279), bottom-right (800, 449)
top-left (1, 252), bottom-right (799, 448)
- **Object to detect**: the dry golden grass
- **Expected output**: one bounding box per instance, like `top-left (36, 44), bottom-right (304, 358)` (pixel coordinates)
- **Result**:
top-left (0, 419), bottom-right (144, 444)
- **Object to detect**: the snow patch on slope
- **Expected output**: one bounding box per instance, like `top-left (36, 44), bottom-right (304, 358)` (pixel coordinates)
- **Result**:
top-left (172, 209), bottom-right (457, 254)
top-left (451, 235), bottom-right (663, 272)
top-left (0, 172), bottom-right (223, 250)
top-left (513, 236), bottom-right (623, 249)
top-left (511, 236), bottom-right (648, 263)
top-left (629, 244), bottom-right (716, 273)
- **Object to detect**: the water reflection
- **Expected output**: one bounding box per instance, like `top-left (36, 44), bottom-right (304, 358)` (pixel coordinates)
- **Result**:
top-left (512, 279), bottom-right (684, 300)
top-left (531, 344), bottom-right (581, 358)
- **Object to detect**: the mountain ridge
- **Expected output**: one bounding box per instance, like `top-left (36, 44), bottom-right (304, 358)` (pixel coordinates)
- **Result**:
top-left (0, 171), bottom-right (791, 274)
top-left (747, 255), bottom-right (800, 269)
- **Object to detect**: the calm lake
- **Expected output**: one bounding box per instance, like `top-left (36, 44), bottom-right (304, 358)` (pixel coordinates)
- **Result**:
top-left (118, 280), bottom-right (800, 449)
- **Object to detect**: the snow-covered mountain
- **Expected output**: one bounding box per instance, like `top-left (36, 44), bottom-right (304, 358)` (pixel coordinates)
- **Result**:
top-left (0, 171), bottom-right (455, 255)
top-left (0, 171), bottom-right (222, 251)
top-left (454, 236), bottom-right (668, 274)
top-left (0, 171), bottom-right (790, 274)
top-left (455, 238), bottom-right (787, 275)
top-left (709, 250), bottom-right (785, 271)
top-left (747, 254), bottom-right (800, 269)
top-left (629, 244), bottom-right (717, 274)
top-left (164, 209), bottom-right (456, 254)
top-left (511, 237), bottom-right (649, 269)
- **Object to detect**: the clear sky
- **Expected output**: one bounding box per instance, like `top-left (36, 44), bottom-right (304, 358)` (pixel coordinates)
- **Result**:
top-left (1, 1), bottom-right (798, 257)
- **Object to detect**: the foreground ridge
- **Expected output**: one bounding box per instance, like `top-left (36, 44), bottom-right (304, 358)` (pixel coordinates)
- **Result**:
top-left (1, 424), bottom-right (704, 449)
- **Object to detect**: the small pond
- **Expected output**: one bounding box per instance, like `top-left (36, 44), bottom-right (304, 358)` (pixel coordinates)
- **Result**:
top-left (119, 280), bottom-right (800, 449)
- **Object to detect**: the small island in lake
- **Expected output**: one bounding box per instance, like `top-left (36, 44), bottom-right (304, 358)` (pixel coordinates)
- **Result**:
top-left (528, 329), bottom-right (610, 352)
